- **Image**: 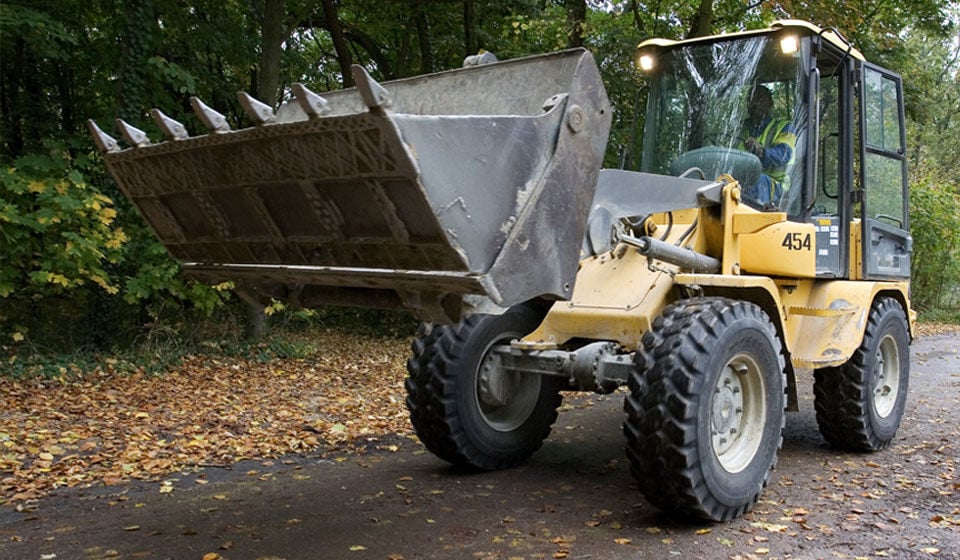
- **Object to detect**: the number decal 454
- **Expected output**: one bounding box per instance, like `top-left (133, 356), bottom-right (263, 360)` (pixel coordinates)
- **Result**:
top-left (781, 232), bottom-right (812, 251)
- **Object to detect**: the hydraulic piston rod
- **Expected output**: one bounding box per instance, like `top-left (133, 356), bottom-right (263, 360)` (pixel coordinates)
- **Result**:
top-left (622, 234), bottom-right (721, 274)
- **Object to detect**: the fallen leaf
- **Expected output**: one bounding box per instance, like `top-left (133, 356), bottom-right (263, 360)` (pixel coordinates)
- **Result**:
top-left (349, 545), bottom-right (367, 551)
top-left (0, 333), bottom-right (417, 504)
top-left (614, 538), bottom-right (632, 545)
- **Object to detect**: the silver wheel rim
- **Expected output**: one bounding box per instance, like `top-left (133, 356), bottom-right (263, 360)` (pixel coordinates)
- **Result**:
top-left (711, 353), bottom-right (767, 474)
top-left (475, 335), bottom-right (541, 432)
top-left (873, 333), bottom-right (900, 418)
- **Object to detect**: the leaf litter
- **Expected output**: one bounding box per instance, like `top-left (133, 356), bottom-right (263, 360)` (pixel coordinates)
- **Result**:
top-left (0, 331), bottom-right (413, 504)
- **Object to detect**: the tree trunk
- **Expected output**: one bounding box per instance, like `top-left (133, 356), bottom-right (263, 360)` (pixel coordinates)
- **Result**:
top-left (414, 0), bottom-right (434, 74)
top-left (322, 0), bottom-right (354, 87)
top-left (686, 0), bottom-right (713, 39)
top-left (3, 38), bottom-right (25, 156)
top-left (343, 25), bottom-right (397, 78)
top-left (463, 0), bottom-right (477, 58)
top-left (235, 289), bottom-right (268, 340)
top-left (258, 0), bottom-right (285, 106)
top-left (566, 0), bottom-right (587, 48)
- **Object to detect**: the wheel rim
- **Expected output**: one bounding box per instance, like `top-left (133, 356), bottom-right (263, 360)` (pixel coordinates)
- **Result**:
top-left (711, 353), bottom-right (767, 474)
top-left (873, 333), bottom-right (901, 418)
top-left (475, 335), bottom-right (541, 432)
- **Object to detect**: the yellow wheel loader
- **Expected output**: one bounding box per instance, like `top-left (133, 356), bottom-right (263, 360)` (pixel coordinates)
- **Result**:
top-left (90, 20), bottom-right (913, 521)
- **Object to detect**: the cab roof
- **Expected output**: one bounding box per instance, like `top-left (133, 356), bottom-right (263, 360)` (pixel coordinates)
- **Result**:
top-left (637, 19), bottom-right (865, 62)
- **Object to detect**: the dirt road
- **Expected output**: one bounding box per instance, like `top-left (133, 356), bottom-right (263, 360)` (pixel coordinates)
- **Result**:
top-left (2, 334), bottom-right (958, 560)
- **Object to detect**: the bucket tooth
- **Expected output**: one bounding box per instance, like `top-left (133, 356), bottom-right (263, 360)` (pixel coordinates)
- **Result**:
top-left (237, 92), bottom-right (276, 124)
top-left (150, 109), bottom-right (189, 141)
top-left (351, 65), bottom-right (391, 111)
top-left (190, 96), bottom-right (230, 133)
top-left (291, 83), bottom-right (331, 117)
top-left (115, 118), bottom-right (152, 148)
top-left (86, 119), bottom-right (120, 153)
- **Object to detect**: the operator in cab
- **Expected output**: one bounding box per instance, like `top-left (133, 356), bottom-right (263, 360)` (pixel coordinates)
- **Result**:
top-left (741, 85), bottom-right (796, 208)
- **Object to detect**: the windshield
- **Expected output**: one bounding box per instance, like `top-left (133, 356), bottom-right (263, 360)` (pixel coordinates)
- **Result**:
top-left (640, 35), bottom-right (810, 213)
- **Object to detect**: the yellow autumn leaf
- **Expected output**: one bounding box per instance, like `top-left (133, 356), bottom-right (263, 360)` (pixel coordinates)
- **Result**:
top-left (105, 229), bottom-right (128, 249)
top-left (47, 273), bottom-right (70, 287)
top-left (11, 332), bottom-right (24, 342)
top-left (614, 538), bottom-right (631, 545)
top-left (349, 545), bottom-right (367, 551)
top-left (27, 181), bottom-right (46, 193)
top-left (99, 207), bottom-right (117, 224)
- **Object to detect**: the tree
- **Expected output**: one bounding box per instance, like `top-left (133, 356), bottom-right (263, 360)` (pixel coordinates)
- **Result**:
top-left (2, 0), bottom-right (959, 353)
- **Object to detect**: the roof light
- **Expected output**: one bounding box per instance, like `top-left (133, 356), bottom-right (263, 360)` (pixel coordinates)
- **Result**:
top-left (638, 53), bottom-right (656, 72)
top-left (780, 35), bottom-right (799, 55)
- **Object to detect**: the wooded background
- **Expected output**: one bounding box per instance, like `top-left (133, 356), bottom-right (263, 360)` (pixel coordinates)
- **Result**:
top-left (2, 0), bottom-right (959, 357)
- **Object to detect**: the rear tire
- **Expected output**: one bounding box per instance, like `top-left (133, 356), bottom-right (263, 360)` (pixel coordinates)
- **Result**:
top-left (813, 297), bottom-right (909, 451)
top-left (624, 298), bottom-right (786, 521)
top-left (405, 305), bottom-right (563, 470)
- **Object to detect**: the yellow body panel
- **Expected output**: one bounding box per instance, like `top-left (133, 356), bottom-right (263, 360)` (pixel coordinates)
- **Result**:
top-left (525, 254), bottom-right (908, 368)
top-left (520, 248), bottom-right (676, 351)
top-left (522, 179), bottom-right (912, 371)
top-left (849, 219), bottom-right (863, 280)
top-left (673, 274), bottom-right (910, 368)
top-left (738, 221), bottom-right (817, 278)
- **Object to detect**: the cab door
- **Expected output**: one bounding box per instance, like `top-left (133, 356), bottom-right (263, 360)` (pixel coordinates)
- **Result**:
top-left (859, 63), bottom-right (911, 279)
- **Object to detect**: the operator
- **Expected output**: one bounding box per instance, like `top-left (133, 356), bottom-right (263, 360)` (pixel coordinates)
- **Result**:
top-left (741, 85), bottom-right (796, 207)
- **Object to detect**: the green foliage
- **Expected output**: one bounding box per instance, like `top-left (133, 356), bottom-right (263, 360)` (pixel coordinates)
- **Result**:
top-left (0, 151), bottom-right (126, 298)
top-left (2, 0), bottom-right (959, 365)
top-left (909, 172), bottom-right (960, 311)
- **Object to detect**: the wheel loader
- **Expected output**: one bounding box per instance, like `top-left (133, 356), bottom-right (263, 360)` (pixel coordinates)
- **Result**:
top-left (89, 20), bottom-right (913, 522)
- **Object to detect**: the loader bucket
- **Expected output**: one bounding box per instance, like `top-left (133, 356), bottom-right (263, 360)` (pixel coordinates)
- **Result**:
top-left (92, 49), bottom-right (611, 322)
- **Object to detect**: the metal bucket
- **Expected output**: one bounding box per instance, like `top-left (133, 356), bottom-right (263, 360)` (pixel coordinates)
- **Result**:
top-left (91, 49), bottom-right (611, 322)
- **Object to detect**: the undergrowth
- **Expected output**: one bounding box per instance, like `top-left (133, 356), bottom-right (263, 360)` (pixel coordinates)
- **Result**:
top-left (1, 303), bottom-right (417, 378)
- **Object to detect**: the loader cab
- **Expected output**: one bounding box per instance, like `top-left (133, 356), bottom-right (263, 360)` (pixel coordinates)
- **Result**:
top-left (636, 21), bottom-right (911, 281)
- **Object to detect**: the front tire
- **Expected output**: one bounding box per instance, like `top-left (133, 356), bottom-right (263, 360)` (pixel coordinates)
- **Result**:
top-left (405, 305), bottom-right (564, 470)
top-left (624, 298), bottom-right (786, 521)
top-left (813, 297), bottom-right (910, 451)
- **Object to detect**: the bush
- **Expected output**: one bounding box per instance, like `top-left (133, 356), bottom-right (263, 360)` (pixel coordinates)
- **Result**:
top-left (909, 171), bottom-right (960, 312)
